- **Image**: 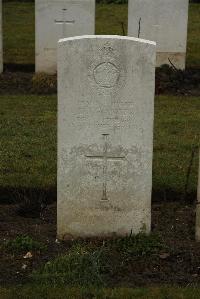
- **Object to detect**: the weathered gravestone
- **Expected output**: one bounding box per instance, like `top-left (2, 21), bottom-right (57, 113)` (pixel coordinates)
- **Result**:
top-left (57, 35), bottom-right (156, 239)
top-left (0, 0), bottom-right (3, 73)
top-left (128, 0), bottom-right (189, 69)
top-left (35, 0), bottom-right (95, 73)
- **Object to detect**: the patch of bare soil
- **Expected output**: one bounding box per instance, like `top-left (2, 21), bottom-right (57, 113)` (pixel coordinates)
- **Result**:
top-left (156, 66), bottom-right (200, 96)
top-left (0, 66), bottom-right (199, 96)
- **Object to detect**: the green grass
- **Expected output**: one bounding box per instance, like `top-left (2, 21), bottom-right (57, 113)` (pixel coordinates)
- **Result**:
top-left (2, 235), bottom-right (47, 253)
top-left (31, 234), bottom-right (164, 287)
top-left (1, 286), bottom-right (200, 299)
top-left (0, 95), bottom-right (57, 193)
top-left (187, 4), bottom-right (200, 67)
top-left (96, 3), bottom-right (128, 35)
top-left (153, 96), bottom-right (200, 198)
top-left (0, 95), bottom-right (199, 201)
top-left (32, 243), bottom-right (107, 287)
top-left (2, 2), bottom-right (200, 67)
top-left (3, 2), bottom-right (35, 65)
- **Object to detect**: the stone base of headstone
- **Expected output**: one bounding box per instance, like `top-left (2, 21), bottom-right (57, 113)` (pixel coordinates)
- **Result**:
top-left (156, 52), bottom-right (186, 70)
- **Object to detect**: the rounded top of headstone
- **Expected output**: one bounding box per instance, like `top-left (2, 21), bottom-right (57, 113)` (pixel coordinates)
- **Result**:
top-left (58, 35), bottom-right (156, 46)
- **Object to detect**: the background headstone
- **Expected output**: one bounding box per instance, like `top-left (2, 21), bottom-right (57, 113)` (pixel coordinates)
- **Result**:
top-left (57, 35), bottom-right (156, 239)
top-left (0, 0), bottom-right (3, 73)
top-left (35, 0), bottom-right (95, 74)
top-left (128, 0), bottom-right (189, 69)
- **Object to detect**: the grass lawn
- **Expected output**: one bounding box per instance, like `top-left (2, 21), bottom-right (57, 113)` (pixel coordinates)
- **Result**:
top-left (2, 2), bottom-right (200, 67)
top-left (0, 95), bottom-right (57, 198)
top-left (0, 94), bottom-right (199, 202)
top-left (1, 286), bottom-right (200, 299)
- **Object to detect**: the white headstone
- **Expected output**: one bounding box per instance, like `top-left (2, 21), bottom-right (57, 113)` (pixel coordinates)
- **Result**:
top-left (0, 0), bottom-right (3, 73)
top-left (35, 0), bottom-right (95, 74)
top-left (128, 0), bottom-right (189, 69)
top-left (57, 35), bottom-right (156, 239)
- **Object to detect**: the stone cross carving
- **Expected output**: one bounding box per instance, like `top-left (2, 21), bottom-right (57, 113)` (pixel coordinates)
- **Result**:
top-left (55, 9), bottom-right (75, 37)
top-left (85, 134), bottom-right (125, 201)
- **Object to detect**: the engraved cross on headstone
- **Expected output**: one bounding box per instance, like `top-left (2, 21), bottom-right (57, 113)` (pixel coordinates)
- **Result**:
top-left (85, 134), bottom-right (125, 201)
top-left (55, 8), bottom-right (75, 37)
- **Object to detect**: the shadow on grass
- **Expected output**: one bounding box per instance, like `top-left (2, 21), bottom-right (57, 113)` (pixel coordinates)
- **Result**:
top-left (152, 188), bottom-right (197, 203)
top-left (0, 186), bottom-right (196, 206)
top-left (4, 63), bottom-right (35, 73)
top-left (0, 186), bottom-right (56, 217)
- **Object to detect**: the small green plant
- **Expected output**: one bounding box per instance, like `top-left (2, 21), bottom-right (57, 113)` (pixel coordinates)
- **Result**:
top-left (106, 233), bottom-right (166, 258)
top-left (32, 234), bottom-right (166, 287)
top-left (31, 73), bottom-right (57, 94)
top-left (32, 244), bottom-right (109, 287)
top-left (3, 235), bottom-right (47, 253)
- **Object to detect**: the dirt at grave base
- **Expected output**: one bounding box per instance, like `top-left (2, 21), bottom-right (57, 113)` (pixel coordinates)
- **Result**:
top-left (0, 66), bottom-right (200, 96)
top-left (0, 201), bottom-right (200, 287)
